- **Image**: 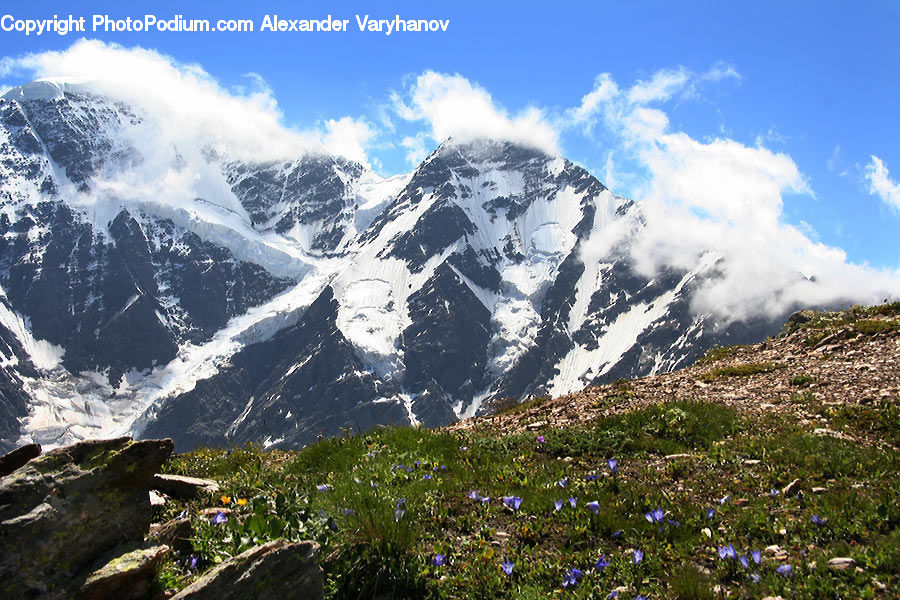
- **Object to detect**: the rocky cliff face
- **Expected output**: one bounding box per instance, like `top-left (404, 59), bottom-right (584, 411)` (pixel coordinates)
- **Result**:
top-left (0, 81), bottom-right (786, 451)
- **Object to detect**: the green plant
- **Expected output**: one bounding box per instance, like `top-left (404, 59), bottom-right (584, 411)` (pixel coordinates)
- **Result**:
top-left (700, 362), bottom-right (781, 382)
top-left (790, 374), bottom-right (814, 387)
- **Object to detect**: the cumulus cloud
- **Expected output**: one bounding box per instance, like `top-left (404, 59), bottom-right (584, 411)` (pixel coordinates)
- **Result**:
top-left (0, 39), bottom-right (376, 165)
top-left (865, 155), bottom-right (900, 212)
top-left (391, 71), bottom-right (559, 160)
top-left (568, 67), bottom-right (899, 321)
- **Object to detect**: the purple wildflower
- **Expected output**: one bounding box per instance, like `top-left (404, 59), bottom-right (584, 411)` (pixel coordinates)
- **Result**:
top-left (501, 560), bottom-right (514, 575)
top-left (342, 508), bottom-right (356, 516)
top-left (717, 544), bottom-right (737, 560)
top-left (594, 555), bottom-right (610, 570)
top-left (750, 572), bottom-right (761, 583)
top-left (633, 549), bottom-right (644, 564)
top-left (210, 511), bottom-right (227, 525)
top-left (706, 507), bottom-right (716, 520)
top-left (480, 496), bottom-right (491, 504)
top-left (554, 499), bottom-right (564, 512)
top-left (396, 498), bottom-right (406, 508)
top-left (432, 553), bottom-right (445, 566)
top-left (587, 501), bottom-right (601, 514)
top-left (502, 496), bottom-right (523, 511)
top-left (467, 490), bottom-right (481, 500)
top-left (739, 555), bottom-right (749, 569)
top-left (776, 564), bottom-right (792, 577)
top-left (635, 596), bottom-right (647, 600)
top-left (666, 518), bottom-right (679, 527)
top-left (645, 508), bottom-right (664, 524)
top-left (612, 529), bottom-right (623, 538)
top-left (414, 460), bottom-right (421, 467)
top-left (750, 550), bottom-right (761, 564)
top-left (558, 477), bottom-right (569, 488)
top-left (607, 458), bottom-right (618, 473)
top-left (316, 484), bottom-right (332, 492)
top-left (568, 497), bottom-right (577, 508)
top-left (424, 474), bottom-right (432, 480)
top-left (537, 435), bottom-right (546, 444)
top-left (811, 514), bottom-right (827, 525)
top-left (719, 494), bottom-right (730, 504)
top-left (607, 593), bottom-right (619, 599)
top-left (394, 508), bottom-right (405, 522)
top-left (188, 555), bottom-right (198, 571)
top-left (586, 473), bottom-right (599, 481)
top-left (770, 488), bottom-right (780, 497)
top-left (561, 567), bottom-right (583, 588)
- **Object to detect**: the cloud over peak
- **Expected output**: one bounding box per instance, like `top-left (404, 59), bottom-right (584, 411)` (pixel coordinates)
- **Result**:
top-left (391, 70), bottom-right (560, 161)
top-left (0, 39), bottom-right (375, 166)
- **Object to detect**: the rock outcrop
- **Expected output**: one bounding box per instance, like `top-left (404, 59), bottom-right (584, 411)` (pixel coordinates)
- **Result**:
top-left (171, 539), bottom-right (324, 600)
top-left (77, 545), bottom-right (172, 600)
top-left (0, 437), bottom-right (173, 598)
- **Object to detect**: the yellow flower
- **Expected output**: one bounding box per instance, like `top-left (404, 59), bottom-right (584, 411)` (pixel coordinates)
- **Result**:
top-left (236, 498), bottom-right (248, 506)
top-left (221, 495), bottom-right (231, 505)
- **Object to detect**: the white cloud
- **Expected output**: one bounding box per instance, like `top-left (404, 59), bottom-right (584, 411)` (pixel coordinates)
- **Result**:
top-left (627, 67), bottom-right (691, 104)
top-left (568, 67), bottom-right (899, 321)
top-left (400, 132), bottom-right (431, 165)
top-left (0, 39), bottom-right (376, 166)
top-left (865, 155), bottom-right (900, 212)
top-left (391, 71), bottom-right (559, 161)
top-left (571, 73), bottom-right (618, 124)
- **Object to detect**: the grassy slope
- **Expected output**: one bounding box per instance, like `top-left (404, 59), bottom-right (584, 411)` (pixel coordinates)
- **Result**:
top-left (152, 308), bottom-right (900, 599)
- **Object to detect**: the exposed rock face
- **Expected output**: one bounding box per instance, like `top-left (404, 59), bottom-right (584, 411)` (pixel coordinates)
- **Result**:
top-left (171, 539), bottom-right (324, 600)
top-left (0, 437), bottom-right (173, 598)
top-left (0, 442), bottom-right (40, 476)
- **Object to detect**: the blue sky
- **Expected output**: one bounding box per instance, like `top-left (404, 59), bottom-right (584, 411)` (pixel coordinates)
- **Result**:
top-left (1, 0), bottom-right (898, 273)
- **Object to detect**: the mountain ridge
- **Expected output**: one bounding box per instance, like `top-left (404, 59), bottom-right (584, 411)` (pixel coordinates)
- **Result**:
top-left (0, 82), bottom-right (817, 451)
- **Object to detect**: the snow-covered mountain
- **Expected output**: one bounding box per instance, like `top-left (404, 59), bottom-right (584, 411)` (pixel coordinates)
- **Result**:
top-left (0, 80), bottom-right (781, 452)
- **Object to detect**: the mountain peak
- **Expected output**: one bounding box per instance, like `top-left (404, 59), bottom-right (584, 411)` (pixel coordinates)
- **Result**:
top-left (2, 78), bottom-right (93, 102)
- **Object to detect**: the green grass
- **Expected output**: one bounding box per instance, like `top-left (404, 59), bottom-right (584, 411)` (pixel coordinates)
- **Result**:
top-left (700, 362), bottom-right (781, 382)
top-left (154, 399), bottom-right (900, 599)
top-left (695, 345), bottom-right (746, 365)
top-left (790, 374), bottom-right (814, 387)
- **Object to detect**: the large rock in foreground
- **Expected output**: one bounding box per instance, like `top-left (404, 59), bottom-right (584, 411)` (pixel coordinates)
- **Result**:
top-left (172, 539), bottom-right (324, 600)
top-left (0, 437), bottom-right (173, 598)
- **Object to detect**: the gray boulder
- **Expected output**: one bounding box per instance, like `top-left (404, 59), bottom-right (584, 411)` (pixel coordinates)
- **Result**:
top-left (0, 437), bottom-right (173, 598)
top-left (172, 539), bottom-right (324, 600)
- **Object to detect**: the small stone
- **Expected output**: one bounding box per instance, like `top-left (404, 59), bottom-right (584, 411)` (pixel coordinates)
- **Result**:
top-left (783, 478), bottom-right (802, 496)
top-left (149, 518), bottom-right (192, 555)
top-left (765, 545), bottom-right (783, 555)
top-left (827, 557), bottom-right (856, 571)
top-left (664, 453), bottom-right (692, 460)
top-left (701, 527), bottom-right (712, 539)
top-left (811, 487), bottom-right (827, 494)
top-left (743, 459), bottom-right (761, 465)
top-left (149, 490), bottom-right (168, 507)
top-left (761, 596), bottom-right (785, 600)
